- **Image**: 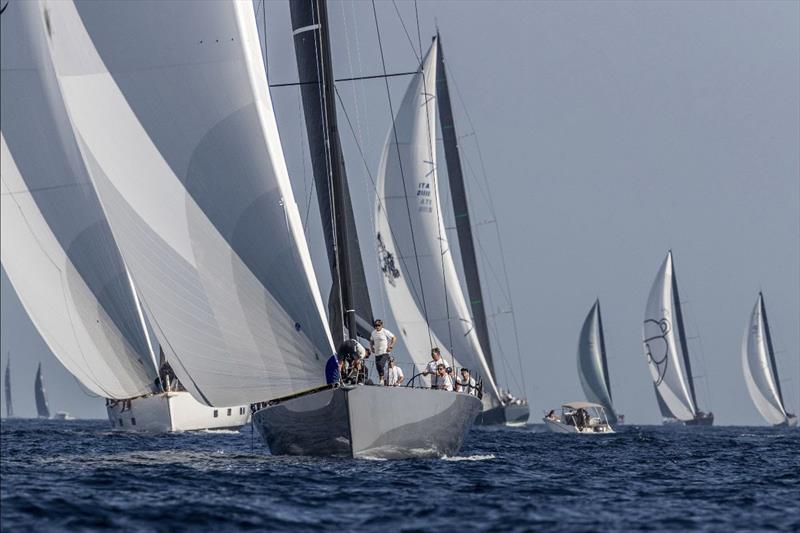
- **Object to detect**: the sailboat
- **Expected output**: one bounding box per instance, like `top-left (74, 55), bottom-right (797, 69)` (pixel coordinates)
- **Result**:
top-left (642, 251), bottom-right (713, 426)
top-left (40, 0), bottom-right (479, 457)
top-left (373, 32), bottom-right (527, 426)
top-left (34, 363), bottom-right (50, 419)
top-left (577, 300), bottom-right (619, 425)
top-left (250, 0), bottom-right (482, 458)
top-left (742, 292), bottom-right (797, 428)
top-left (4, 355), bottom-right (12, 418)
top-left (0, 0), bottom-right (248, 432)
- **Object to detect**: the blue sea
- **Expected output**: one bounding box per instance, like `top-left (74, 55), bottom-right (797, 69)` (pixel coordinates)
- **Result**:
top-left (1, 419), bottom-right (798, 531)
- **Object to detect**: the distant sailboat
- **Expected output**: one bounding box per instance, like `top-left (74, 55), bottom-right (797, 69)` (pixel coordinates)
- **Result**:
top-left (742, 292), bottom-right (797, 428)
top-left (4, 355), bottom-right (12, 418)
top-left (577, 300), bottom-right (618, 425)
top-left (34, 363), bottom-right (50, 419)
top-left (642, 251), bottom-right (713, 426)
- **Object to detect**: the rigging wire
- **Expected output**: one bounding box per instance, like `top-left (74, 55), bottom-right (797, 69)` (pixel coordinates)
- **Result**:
top-left (390, 0), bottom-right (421, 64)
top-left (370, 0), bottom-right (435, 349)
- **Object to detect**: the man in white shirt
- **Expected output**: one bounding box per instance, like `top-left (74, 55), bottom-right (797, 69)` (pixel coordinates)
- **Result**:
top-left (385, 356), bottom-right (404, 386)
top-left (456, 368), bottom-right (477, 395)
top-left (434, 364), bottom-right (453, 391)
top-left (369, 319), bottom-right (396, 385)
top-left (422, 348), bottom-right (450, 389)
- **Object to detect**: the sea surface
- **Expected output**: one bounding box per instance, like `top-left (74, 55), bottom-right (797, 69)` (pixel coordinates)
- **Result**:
top-left (1, 419), bottom-right (798, 531)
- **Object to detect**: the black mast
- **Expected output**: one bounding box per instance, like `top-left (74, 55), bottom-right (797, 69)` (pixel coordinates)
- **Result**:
top-left (760, 292), bottom-right (785, 407)
top-left (669, 251), bottom-right (699, 412)
top-left (289, 0), bottom-right (373, 344)
top-left (434, 33), bottom-right (496, 376)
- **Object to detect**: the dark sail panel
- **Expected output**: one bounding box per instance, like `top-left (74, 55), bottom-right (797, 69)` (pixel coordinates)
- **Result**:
top-left (670, 254), bottom-right (698, 413)
top-left (434, 35), bottom-right (496, 376)
top-left (760, 293), bottom-right (785, 406)
top-left (4, 357), bottom-right (12, 418)
top-left (34, 363), bottom-right (50, 419)
top-left (289, 0), bottom-right (373, 344)
top-left (596, 301), bottom-right (613, 404)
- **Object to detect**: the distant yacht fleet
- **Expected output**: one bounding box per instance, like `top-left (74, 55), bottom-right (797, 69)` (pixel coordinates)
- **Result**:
top-left (0, 0), bottom-right (795, 455)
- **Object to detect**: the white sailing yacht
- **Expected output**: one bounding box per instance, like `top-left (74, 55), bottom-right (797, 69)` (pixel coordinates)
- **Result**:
top-left (0, 0), bottom-right (247, 432)
top-left (39, 0), bottom-right (479, 457)
top-left (577, 300), bottom-right (619, 425)
top-left (742, 292), bottom-right (797, 428)
top-left (373, 33), bottom-right (527, 426)
top-left (642, 251), bottom-right (713, 425)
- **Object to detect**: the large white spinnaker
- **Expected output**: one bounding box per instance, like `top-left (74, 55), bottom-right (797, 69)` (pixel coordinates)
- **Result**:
top-left (742, 293), bottom-right (789, 426)
top-left (374, 38), bottom-right (499, 400)
top-left (42, 0), bottom-right (333, 407)
top-left (0, 1), bottom-right (158, 399)
top-left (577, 300), bottom-right (617, 424)
top-left (642, 252), bottom-right (697, 421)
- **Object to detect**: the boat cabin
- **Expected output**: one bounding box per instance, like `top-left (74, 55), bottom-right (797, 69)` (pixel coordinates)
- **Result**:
top-left (544, 401), bottom-right (615, 434)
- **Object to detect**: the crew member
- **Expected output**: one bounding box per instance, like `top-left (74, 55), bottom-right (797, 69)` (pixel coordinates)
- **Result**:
top-left (386, 356), bottom-right (404, 386)
top-left (369, 319), bottom-right (396, 385)
top-left (456, 368), bottom-right (476, 395)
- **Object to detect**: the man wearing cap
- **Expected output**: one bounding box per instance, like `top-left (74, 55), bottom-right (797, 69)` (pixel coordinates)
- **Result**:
top-left (386, 356), bottom-right (404, 386)
top-left (369, 319), bottom-right (396, 385)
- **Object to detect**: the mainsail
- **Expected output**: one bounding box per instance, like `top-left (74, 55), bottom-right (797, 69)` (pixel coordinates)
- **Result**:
top-left (577, 300), bottom-right (617, 424)
top-left (742, 292), bottom-right (790, 425)
top-left (42, 0), bottom-right (333, 406)
top-left (0, 0), bottom-right (159, 400)
top-left (4, 356), bottom-right (12, 418)
top-left (642, 251), bottom-right (698, 421)
top-left (374, 38), bottom-right (499, 400)
top-left (289, 0), bottom-right (374, 344)
top-left (34, 363), bottom-right (50, 419)
top-left (434, 35), bottom-right (497, 379)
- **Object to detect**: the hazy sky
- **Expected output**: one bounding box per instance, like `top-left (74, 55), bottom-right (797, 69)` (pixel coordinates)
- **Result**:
top-left (2, 0), bottom-right (798, 424)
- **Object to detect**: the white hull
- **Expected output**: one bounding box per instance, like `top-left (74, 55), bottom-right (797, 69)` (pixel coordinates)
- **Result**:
top-left (543, 418), bottom-right (615, 434)
top-left (106, 391), bottom-right (249, 432)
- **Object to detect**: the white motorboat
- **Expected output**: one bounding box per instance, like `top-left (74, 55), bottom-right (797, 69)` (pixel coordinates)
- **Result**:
top-left (543, 402), bottom-right (615, 434)
top-left (53, 412), bottom-right (74, 421)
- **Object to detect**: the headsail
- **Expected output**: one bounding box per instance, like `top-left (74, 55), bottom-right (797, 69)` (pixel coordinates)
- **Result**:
top-left (374, 38), bottom-right (499, 400)
top-left (577, 300), bottom-right (617, 424)
top-left (289, 0), bottom-right (374, 344)
top-left (0, 0), bottom-right (158, 399)
top-left (642, 251), bottom-right (697, 421)
top-left (4, 355), bottom-right (12, 418)
top-left (34, 363), bottom-right (50, 419)
top-left (742, 292), bottom-right (789, 425)
top-left (42, 0), bottom-right (333, 406)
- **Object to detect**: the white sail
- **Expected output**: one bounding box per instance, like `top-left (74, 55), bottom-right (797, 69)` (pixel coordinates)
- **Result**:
top-left (0, 1), bottom-right (158, 400)
top-left (374, 39), bottom-right (499, 400)
top-left (742, 293), bottom-right (788, 425)
top-left (577, 300), bottom-right (617, 423)
top-left (642, 252), bottom-right (696, 421)
top-left (41, 0), bottom-right (333, 407)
